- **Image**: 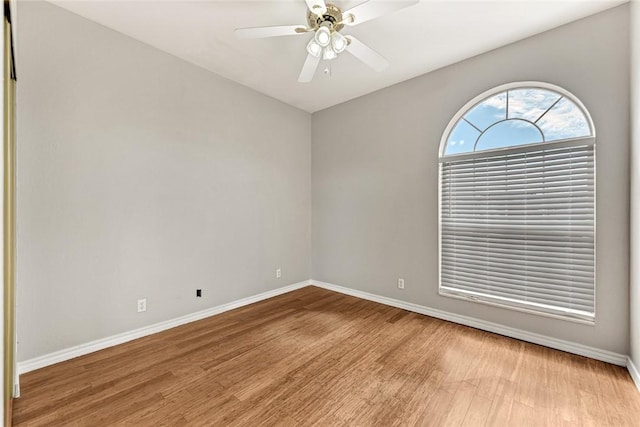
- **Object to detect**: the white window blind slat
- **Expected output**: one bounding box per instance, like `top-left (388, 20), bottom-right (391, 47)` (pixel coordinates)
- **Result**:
top-left (440, 144), bottom-right (593, 164)
top-left (441, 246), bottom-right (594, 264)
top-left (441, 275), bottom-right (595, 298)
top-left (441, 165), bottom-right (594, 180)
top-left (441, 260), bottom-right (594, 284)
top-left (441, 239), bottom-right (594, 253)
top-left (443, 194), bottom-right (593, 202)
top-left (442, 172), bottom-right (594, 185)
top-left (441, 251), bottom-right (594, 272)
top-left (440, 278), bottom-right (595, 304)
top-left (440, 143), bottom-right (595, 321)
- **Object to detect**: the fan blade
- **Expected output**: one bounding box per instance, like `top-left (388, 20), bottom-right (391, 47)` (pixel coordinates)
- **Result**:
top-left (305, 0), bottom-right (327, 16)
top-left (345, 36), bottom-right (388, 72)
top-left (235, 25), bottom-right (307, 39)
top-left (343, 0), bottom-right (418, 26)
top-left (298, 54), bottom-right (321, 83)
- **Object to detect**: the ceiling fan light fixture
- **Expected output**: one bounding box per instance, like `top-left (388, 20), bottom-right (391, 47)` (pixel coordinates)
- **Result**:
top-left (307, 39), bottom-right (322, 57)
top-left (331, 31), bottom-right (347, 53)
top-left (236, 0), bottom-right (413, 82)
top-left (315, 26), bottom-right (331, 47)
top-left (322, 44), bottom-right (338, 60)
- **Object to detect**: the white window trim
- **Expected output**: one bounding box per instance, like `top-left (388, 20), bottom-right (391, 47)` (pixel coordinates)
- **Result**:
top-left (438, 81), bottom-right (596, 324)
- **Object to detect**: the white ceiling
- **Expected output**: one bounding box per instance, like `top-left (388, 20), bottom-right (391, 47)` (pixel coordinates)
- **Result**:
top-left (48, 0), bottom-right (626, 113)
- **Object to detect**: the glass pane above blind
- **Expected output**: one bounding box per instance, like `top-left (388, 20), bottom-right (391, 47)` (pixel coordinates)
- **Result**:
top-left (537, 97), bottom-right (591, 141)
top-left (446, 119), bottom-right (479, 155)
top-left (508, 89), bottom-right (560, 122)
top-left (475, 120), bottom-right (543, 151)
top-left (464, 92), bottom-right (507, 131)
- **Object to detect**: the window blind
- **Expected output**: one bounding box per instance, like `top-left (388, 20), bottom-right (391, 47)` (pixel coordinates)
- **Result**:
top-left (440, 142), bottom-right (595, 322)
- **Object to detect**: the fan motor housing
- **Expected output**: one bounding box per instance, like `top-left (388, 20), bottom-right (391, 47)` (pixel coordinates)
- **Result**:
top-left (307, 4), bottom-right (345, 32)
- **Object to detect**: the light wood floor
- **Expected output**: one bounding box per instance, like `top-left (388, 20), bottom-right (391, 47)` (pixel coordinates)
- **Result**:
top-left (13, 286), bottom-right (640, 426)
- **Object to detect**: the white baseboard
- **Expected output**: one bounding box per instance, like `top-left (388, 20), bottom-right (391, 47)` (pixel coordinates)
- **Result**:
top-left (17, 278), bottom-right (638, 395)
top-left (311, 280), bottom-right (628, 367)
top-left (628, 357), bottom-right (640, 392)
top-left (17, 280), bottom-right (312, 375)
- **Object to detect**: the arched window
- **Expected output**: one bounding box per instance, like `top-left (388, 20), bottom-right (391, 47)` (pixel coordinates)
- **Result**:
top-left (439, 82), bottom-right (595, 323)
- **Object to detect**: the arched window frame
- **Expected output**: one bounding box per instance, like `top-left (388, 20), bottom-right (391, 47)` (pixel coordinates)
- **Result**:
top-left (438, 81), bottom-right (596, 324)
top-left (440, 81), bottom-right (595, 158)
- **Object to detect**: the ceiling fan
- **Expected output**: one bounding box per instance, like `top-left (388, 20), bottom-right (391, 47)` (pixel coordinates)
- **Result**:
top-left (235, 0), bottom-right (418, 83)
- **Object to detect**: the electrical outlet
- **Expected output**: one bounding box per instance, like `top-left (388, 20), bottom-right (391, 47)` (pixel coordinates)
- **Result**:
top-left (276, 268), bottom-right (282, 279)
top-left (196, 289), bottom-right (202, 297)
top-left (137, 298), bottom-right (147, 313)
top-left (398, 278), bottom-right (405, 289)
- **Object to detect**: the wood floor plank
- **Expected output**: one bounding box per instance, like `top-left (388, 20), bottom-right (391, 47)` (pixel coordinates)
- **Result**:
top-left (13, 286), bottom-right (640, 426)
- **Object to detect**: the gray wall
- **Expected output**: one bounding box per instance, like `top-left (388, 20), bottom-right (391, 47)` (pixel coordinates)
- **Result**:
top-left (312, 5), bottom-right (630, 354)
top-left (16, 1), bottom-right (311, 361)
top-left (630, 0), bottom-right (640, 368)
top-left (17, 1), bottom-right (632, 363)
